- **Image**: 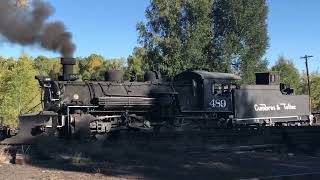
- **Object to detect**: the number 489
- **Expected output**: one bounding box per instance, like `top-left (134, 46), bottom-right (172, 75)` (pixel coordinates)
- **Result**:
top-left (209, 99), bottom-right (227, 108)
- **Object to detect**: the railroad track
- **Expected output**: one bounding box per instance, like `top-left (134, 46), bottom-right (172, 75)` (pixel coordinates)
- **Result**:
top-left (84, 126), bottom-right (320, 157)
top-left (117, 126), bottom-right (320, 144)
top-left (1, 126), bottom-right (320, 151)
top-left (0, 125), bottom-right (319, 165)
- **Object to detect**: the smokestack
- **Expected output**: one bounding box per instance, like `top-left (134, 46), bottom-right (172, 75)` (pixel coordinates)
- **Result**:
top-left (61, 57), bottom-right (76, 81)
top-left (0, 0), bottom-right (75, 57)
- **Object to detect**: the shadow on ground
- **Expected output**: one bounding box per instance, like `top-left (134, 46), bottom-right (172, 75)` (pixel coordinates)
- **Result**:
top-left (9, 133), bottom-right (320, 180)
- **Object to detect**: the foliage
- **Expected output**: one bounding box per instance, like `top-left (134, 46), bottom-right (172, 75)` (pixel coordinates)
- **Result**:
top-left (271, 56), bottom-right (300, 90)
top-left (138, 0), bottom-right (214, 76)
top-left (310, 75), bottom-right (320, 111)
top-left (271, 56), bottom-right (320, 111)
top-left (105, 58), bottom-right (126, 71)
top-left (297, 73), bottom-right (320, 111)
top-left (0, 55), bottom-right (40, 126)
top-left (0, 54), bottom-right (128, 126)
top-left (33, 56), bottom-right (61, 79)
top-left (126, 47), bottom-right (146, 81)
top-left (213, 0), bottom-right (269, 83)
top-left (77, 54), bottom-right (126, 80)
top-left (78, 54), bottom-right (104, 80)
top-left (138, 0), bottom-right (269, 81)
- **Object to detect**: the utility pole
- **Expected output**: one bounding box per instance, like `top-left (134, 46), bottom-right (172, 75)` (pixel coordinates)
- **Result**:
top-left (300, 55), bottom-right (313, 111)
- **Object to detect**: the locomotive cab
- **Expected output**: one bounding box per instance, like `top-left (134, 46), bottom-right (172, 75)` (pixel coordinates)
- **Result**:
top-left (173, 70), bottom-right (241, 112)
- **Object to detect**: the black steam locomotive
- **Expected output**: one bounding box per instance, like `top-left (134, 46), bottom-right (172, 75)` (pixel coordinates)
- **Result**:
top-left (23, 58), bottom-right (311, 138)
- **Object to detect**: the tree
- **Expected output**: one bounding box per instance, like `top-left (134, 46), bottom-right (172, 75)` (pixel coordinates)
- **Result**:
top-left (0, 55), bottom-right (40, 126)
top-left (271, 56), bottom-right (300, 90)
top-left (0, 57), bottom-right (10, 112)
top-left (78, 54), bottom-right (104, 80)
top-left (33, 56), bottom-right (51, 76)
top-left (126, 47), bottom-right (146, 80)
top-left (90, 58), bottom-right (126, 81)
top-left (310, 75), bottom-right (320, 111)
top-left (33, 56), bottom-right (61, 79)
top-left (48, 58), bottom-right (62, 79)
top-left (87, 54), bottom-right (104, 73)
top-left (138, 0), bottom-right (215, 76)
top-left (213, 0), bottom-right (269, 83)
top-left (138, 0), bottom-right (269, 81)
top-left (297, 73), bottom-right (320, 111)
top-left (77, 54), bottom-right (126, 80)
top-left (77, 57), bottom-right (90, 80)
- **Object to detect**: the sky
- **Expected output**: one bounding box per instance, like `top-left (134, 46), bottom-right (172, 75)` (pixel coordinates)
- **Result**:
top-left (0, 0), bottom-right (319, 72)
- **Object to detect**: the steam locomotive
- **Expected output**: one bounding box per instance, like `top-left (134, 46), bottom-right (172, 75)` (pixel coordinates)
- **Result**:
top-left (15, 58), bottom-right (312, 139)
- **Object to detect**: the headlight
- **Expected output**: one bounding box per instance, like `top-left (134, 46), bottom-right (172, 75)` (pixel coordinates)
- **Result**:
top-left (73, 94), bottom-right (79, 100)
top-left (44, 77), bottom-right (52, 82)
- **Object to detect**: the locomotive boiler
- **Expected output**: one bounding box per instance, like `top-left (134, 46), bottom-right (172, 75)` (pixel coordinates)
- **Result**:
top-left (15, 57), bottom-right (312, 139)
top-left (33, 58), bottom-right (177, 138)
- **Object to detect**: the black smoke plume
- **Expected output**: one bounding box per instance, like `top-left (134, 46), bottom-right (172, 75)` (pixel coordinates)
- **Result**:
top-left (0, 0), bottom-right (75, 57)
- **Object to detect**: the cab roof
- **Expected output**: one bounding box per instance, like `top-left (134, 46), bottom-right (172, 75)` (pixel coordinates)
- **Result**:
top-left (174, 70), bottom-right (241, 81)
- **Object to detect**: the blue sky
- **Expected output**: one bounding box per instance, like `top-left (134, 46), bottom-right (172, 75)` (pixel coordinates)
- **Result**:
top-left (267, 0), bottom-right (320, 72)
top-left (0, 0), bottom-right (319, 72)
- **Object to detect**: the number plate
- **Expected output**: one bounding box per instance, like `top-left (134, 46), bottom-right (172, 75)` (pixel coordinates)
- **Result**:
top-left (209, 99), bottom-right (227, 108)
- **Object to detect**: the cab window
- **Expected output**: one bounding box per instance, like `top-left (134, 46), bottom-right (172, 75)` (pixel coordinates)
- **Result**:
top-left (212, 83), bottom-right (230, 95)
top-left (212, 83), bottom-right (222, 94)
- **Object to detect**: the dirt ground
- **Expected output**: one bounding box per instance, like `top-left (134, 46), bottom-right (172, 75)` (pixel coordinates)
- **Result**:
top-left (0, 164), bottom-right (114, 180)
top-left (1, 132), bottom-right (320, 180)
top-left (2, 143), bottom-right (320, 180)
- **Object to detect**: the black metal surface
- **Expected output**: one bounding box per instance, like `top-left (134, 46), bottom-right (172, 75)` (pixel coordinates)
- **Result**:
top-left (233, 86), bottom-right (310, 120)
top-left (174, 70), bottom-right (241, 81)
top-left (60, 57), bottom-right (76, 81)
top-left (144, 71), bottom-right (157, 82)
top-left (4, 58), bottom-right (312, 141)
top-left (105, 70), bottom-right (124, 82)
top-left (255, 72), bottom-right (280, 85)
top-left (1, 112), bottom-right (57, 145)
